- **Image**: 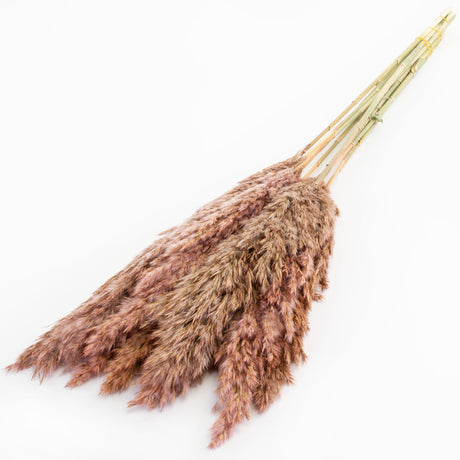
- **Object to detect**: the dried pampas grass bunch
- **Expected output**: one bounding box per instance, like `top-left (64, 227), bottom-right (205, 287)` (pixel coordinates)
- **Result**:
top-left (12, 160), bottom-right (299, 381)
top-left (8, 9), bottom-right (454, 448)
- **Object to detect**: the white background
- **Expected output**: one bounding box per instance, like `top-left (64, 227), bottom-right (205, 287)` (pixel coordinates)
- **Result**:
top-left (1, 1), bottom-right (459, 459)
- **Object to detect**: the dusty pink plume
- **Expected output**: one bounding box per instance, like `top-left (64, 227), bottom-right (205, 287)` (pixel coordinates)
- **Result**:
top-left (65, 164), bottom-right (300, 388)
top-left (9, 158), bottom-right (299, 382)
top-left (119, 178), bottom-right (338, 447)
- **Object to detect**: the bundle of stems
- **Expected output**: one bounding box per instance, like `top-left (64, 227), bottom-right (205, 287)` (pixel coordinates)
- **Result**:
top-left (296, 8), bottom-right (455, 184)
top-left (8, 8), bottom-right (455, 448)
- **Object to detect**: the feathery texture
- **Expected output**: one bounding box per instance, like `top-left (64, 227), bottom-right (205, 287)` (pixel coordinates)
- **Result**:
top-left (9, 165), bottom-right (337, 449)
top-left (10, 158), bottom-right (299, 382)
top-left (118, 178), bottom-right (338, 447)
top-left (209, 179), bottom-right (338, 446)
top-left (8, 9), bottom-right (456, 448)
top-left (65, 162), bottom-right (299, 388)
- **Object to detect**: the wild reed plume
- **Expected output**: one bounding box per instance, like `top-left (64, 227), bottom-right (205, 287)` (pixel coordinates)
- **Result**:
top-left (11, 159), bottom-right (299, 381)
top-left (8, 8), bottom-right (454, 448)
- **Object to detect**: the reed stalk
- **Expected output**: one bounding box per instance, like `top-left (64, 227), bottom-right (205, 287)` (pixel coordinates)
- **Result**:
top-left (296, 13), bottom-right (440, 174)
top-left (293, 17), bottom-right (429, 166)
top-left (312, 8), bottom-right (455, 185)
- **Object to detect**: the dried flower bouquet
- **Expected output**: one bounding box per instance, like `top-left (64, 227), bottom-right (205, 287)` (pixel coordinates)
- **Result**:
top-left (9, 8), bottom-right (455, 448)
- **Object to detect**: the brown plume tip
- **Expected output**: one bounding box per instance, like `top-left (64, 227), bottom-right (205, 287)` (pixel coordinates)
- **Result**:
top-left (9, 164), bottom-right (338, 448)
top-left (10, 159), bottom-right (298, 382)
